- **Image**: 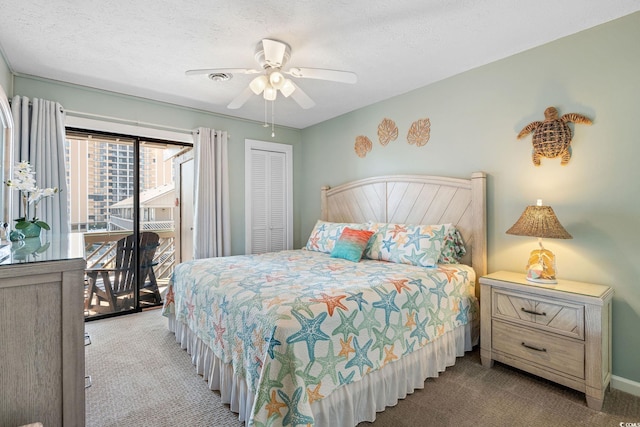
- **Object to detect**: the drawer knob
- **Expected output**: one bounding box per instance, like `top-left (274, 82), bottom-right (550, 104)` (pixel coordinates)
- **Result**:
top-left (521, 342), bottom-right (547, 352)
top-left (521, 307), bottom-right (546, 316)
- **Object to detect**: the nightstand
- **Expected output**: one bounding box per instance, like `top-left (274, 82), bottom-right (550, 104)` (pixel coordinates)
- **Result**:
top-left (479, 271), bottom-right (613, 410)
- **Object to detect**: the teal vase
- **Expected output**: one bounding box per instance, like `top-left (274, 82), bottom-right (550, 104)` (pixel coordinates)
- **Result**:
top-left (22, 222), bottom-right (42, 239)
top-left (9, 230), bottom-right (24, 241)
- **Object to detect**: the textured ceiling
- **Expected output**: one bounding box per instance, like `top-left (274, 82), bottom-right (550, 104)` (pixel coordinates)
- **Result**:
top-left (1, 1), bottom-right (638, 129)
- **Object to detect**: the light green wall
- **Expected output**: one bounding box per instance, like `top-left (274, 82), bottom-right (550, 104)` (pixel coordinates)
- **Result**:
top-left (13, 76), bottom-right (303, 255)
top-left (300, 12), bottom-right (640, 383)
top-left (0, 51), bottom-right (12, 95)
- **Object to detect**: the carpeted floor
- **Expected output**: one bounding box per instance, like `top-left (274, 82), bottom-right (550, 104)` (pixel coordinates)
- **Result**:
top-left (85, 309), bottom-right (640, 427)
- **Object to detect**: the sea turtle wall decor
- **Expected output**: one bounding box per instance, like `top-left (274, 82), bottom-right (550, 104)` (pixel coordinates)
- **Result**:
top-left (517, 106), bottom-right (592, 166)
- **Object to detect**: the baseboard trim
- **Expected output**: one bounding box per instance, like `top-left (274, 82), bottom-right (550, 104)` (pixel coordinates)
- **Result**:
top-left (611, 375), bottom-right (640, 397)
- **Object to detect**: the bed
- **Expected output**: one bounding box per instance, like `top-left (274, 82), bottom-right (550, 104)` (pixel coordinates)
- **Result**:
top-left (163, 172), bottom-right (487, 426)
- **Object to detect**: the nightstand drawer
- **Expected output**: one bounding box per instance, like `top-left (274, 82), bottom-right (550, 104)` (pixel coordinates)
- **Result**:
top-left (481, 272), bottom-right (613, 411)
top-left (492, 320), bottom-right (584, 379)
top-left (492, 289), bottom-right (584, 340)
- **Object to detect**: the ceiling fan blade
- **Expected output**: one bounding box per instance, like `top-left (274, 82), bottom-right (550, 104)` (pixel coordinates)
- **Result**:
top-left (262, 39), bottom-right (287, 67)
top-left (227, 87), bottom-right (255, 109)
top-left (285, 67), bottom-right (357, 84)
top-left (289, 82), bottom-right (315, 109)
top-left (185, 68), bottom-right (260, 76)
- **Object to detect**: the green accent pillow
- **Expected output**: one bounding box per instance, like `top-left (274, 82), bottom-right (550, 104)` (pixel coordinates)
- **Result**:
top-left (438, 226), bottom-right (467, 264)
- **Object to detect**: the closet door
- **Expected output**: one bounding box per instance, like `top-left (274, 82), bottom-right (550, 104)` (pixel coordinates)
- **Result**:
top-left (245, 140), bottom-right (292, 254)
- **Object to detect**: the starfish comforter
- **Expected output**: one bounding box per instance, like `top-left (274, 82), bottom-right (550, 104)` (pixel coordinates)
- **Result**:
top-left (163, 249), bottom-right (478, 426)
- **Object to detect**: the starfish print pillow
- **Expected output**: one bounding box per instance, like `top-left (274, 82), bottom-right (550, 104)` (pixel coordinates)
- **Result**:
top-left (364, 222), bottom-right (452, 268)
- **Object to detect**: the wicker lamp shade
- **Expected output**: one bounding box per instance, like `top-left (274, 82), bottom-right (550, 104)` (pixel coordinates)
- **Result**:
top-left (507, 204), bottom-right (571, 284)
top-left (506, 206), bottom-right (572, 239)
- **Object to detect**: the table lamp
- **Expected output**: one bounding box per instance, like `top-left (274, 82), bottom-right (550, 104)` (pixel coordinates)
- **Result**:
top-left (506, 200), bottom-right (572, 284)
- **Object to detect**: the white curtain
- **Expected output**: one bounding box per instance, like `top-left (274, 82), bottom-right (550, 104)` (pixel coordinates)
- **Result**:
top-left (10, 96), bottom-right (70, 235)
top-left (193, 127), bottom-right (230, 259)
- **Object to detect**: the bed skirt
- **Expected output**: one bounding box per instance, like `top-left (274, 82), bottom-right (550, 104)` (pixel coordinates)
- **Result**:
top-left (167, 315), bottom-right (479, 426)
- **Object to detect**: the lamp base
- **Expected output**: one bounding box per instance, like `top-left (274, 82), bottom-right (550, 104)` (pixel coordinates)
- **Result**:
top-left (526, 248), bottom-right (558, 284)
top-left (526, 276), bottom-right (558, 285)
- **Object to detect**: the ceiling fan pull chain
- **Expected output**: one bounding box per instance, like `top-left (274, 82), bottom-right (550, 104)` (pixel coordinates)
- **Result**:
top-left (271, 100), bottom-right (276, 138)
top-left (263, 98), bottom-right (268, 128)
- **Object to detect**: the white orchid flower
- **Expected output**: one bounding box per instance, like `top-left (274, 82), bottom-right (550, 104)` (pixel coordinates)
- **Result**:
top-left (27, 187), bottom-right (58, 204)
top-left (6, 161), bottom-right (59, 229)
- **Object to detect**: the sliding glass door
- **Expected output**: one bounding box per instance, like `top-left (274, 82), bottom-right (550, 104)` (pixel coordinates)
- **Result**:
top-left (66, 129), bottom-right (191, 319)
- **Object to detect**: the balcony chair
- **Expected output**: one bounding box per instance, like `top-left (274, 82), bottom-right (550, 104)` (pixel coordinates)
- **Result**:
top-left (84, 231), bottom-right (161, 313)
top-left (138, 232), bottom-right (162, 306)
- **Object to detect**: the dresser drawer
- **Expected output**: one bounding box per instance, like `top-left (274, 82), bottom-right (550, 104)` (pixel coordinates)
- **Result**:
top-left (492, 320), bottom-right (584, 379)
top-left (492, 289), bottom-right (584, 340)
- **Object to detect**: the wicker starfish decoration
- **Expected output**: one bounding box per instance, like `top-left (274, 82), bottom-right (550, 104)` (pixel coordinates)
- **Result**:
top-left (517, 106), bottom-right (592, 166)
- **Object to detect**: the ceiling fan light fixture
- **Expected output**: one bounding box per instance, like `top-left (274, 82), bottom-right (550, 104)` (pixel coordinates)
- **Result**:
top-left (269, 71), bottom-right (285, 90)
top-left (187, 38), bottom-right (355, 113)
top-left (250, 75), bottom-right (268, 95)
top-left (280, 79), bottom-right (296, 97)
top-left (263, 85), bottom-right (277, 101)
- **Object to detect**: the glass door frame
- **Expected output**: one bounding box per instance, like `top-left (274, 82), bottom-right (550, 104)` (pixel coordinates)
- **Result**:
top-left (67, 127), bottom-right (192, 321)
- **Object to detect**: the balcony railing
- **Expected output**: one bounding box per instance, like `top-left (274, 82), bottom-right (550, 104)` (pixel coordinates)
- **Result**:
top-left (83, 229), bottom-right (175, 280)
top-left (108, 216), bottom-right (175, 232)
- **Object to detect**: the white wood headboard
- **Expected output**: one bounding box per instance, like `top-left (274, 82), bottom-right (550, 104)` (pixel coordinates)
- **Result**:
top-left (320, 173), bottom-right (487, 280)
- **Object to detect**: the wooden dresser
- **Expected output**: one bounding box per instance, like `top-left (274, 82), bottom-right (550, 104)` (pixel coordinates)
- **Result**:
top-left (0, 237), bottom-right (86, 426)
top-left (479, 271), bottom-right (613, 410)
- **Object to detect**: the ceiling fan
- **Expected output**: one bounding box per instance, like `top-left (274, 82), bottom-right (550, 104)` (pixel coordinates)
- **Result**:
top-left (186, 39), bottom-right (357, 110)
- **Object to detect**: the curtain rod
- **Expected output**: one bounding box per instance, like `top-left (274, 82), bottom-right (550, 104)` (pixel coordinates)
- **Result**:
top-left (8, 98), bottom-right (64, 113)
top-left (10, 100), bottom-right (228, 137)
top-left (65, 109), bottom-right (197, 135)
